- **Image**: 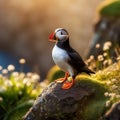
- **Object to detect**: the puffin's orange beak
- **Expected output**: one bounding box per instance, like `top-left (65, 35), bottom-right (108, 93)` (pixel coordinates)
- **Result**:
top-left (48, 32), bottom-right (56, 42)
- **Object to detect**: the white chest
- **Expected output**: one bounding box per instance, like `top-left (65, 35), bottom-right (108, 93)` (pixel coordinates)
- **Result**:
top-left (52, 45), bottom-right (69, 72)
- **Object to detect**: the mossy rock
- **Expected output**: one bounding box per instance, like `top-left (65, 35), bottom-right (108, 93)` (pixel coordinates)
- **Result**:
top-left (47, 65), bottom-right (64, 83)
top-left (98, 0), bottom-right (120, 17)
top-left (24, 75), bottom-right (109, 120)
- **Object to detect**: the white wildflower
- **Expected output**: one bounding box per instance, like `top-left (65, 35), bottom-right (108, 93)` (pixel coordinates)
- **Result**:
top-left (95, 43), bottom-right (100, 48)
top-left (103, 45), bottom-right (109, 51)
top-left (111, 78), bottom-right (117, 83)
top-left (103, 52), bottom-right (108, 57)
top-left (27, 72), bottom-right (33, 78)
top-left (106, 41), bottom-right (112, 46)
top-left (2, 69), bottom-right (8, 74)
top-left (97, 55), bottom-right (104, 61)
top-left (106, 100), bottom-right (111, 107)
top-left (31, 73), bottom-right (40, 81)
top-left (12, 72), bottom-right (19, 77)
top-left (26, 81), bottom-right (31, 86)
top-left (104, 92), bottom-right (109, 97)
top-left (23, 78), bottom-right (32, 86)
top-left (23, 78), bottom-right (29, 84)
top-left (106, 81), bottom-right (112, 85)
top-left (103, 41), bottom-right (112, 51)
top-left (4, 80), bottom-right (13, 87)
top-left (19, 58), bottom-right (26, 64)
top-left (109, 93), bottom-right (116, 99)
top-left (7, 64), bottom-right (15, 71)
top-left (89, 55), bottom-right (94, 61)
top-left (111, 85), bottom-right (118, 90)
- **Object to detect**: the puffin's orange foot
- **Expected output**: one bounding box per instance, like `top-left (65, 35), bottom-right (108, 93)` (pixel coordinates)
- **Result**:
top-left (55, 78), bottom-right (66, 83)
top-left (62, 79), bottom-right (74, 89)
top-left (55, 72), bottom-right (69, 83)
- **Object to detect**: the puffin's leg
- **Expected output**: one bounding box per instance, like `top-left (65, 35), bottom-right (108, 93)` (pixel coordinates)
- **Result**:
top-left (55, 72), bottom-right (69, 83)
top-left (62, 76), bottom-right (75, 89)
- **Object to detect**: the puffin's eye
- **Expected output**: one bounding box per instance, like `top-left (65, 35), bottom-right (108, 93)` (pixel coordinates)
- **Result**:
top-left (61, 32), bottom-right (63, 35)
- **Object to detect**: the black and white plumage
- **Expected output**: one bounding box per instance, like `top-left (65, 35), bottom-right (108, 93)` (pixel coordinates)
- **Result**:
top-left (49, 28), bottom-right (95, 89)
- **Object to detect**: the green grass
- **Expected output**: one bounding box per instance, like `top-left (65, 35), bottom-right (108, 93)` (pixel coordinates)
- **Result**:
top-left (0, 72), bottom-right (41, 120)
top-left (8, 100), bottom-right (34, 120)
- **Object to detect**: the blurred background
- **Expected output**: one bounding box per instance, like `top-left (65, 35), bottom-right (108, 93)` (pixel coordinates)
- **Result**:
top-left (0, 0), bottom-right (102, 79)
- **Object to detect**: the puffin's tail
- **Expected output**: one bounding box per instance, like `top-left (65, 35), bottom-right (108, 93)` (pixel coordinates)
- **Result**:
top-left (83, 66), bottom-right (95, 75)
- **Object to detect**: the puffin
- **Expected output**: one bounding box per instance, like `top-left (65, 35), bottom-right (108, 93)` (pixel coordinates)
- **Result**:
top-left (49, 28), bottom-right (95, 89)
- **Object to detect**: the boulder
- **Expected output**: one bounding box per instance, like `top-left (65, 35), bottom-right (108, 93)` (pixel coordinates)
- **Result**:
top-left (23, 81), bottom-right (94, 120)
top-left (23, 75), bottom-right (108, 120)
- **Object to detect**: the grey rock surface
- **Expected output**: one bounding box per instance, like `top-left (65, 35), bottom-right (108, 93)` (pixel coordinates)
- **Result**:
top-left (23, 82), bottom-right (94, 120)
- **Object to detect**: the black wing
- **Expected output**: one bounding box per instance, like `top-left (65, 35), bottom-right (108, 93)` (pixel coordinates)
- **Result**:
top-left (67, 47), bottom-right (95, 74)
top-left (67, 48), bottom-right (86, 71)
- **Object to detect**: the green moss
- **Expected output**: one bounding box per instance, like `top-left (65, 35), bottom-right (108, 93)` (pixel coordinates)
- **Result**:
top-left (47, 65), bottom-right (64, 82)
top-left (75, 75), bottom-right (108, 120)
top-left (98, 0), bottom-right (120, 17)
top-left (76, 75), bottom-right (107, 99)
top-left (83, 100), bottom-right (106, 120)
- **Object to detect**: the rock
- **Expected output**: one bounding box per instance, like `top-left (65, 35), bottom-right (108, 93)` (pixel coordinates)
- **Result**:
top-left (23, 81), bottom-right (94, 120)
top-left (104, 101), bottom-right (120, 120)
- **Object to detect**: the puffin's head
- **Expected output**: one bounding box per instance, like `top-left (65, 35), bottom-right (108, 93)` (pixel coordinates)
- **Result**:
top-left (49, 28), bottom-right (69, 42)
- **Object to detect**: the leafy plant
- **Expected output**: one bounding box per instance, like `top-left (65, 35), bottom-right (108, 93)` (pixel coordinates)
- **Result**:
top-left (0, 59), bottom-right (43, 120)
